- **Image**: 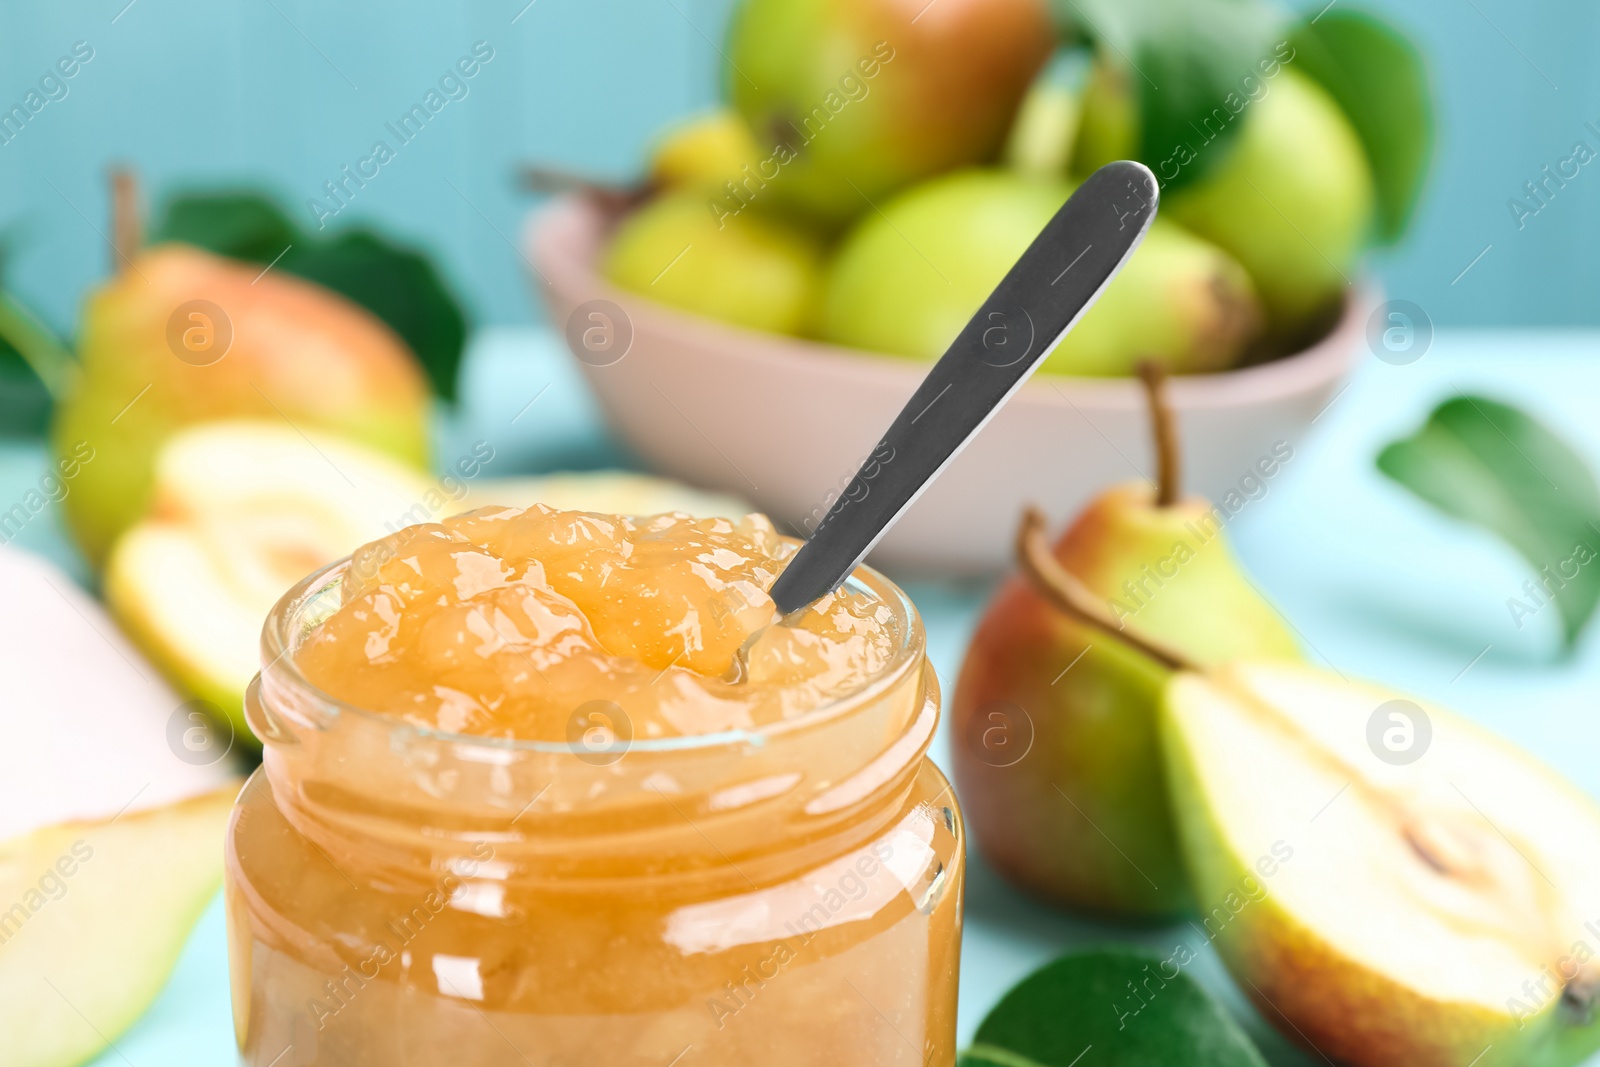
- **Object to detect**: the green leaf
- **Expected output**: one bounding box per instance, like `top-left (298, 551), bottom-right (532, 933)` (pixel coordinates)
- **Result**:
top-left (1378, 396), bottom-right (1600, 647)
top-left (0, 279), bottom-right (51, 435)
top-left (0, 294), bottom-right (75, 443)
top-left (1060, 0), bottom-right (1285, 192)
top-left (150, 191), bottom-right (468, 400)
top-left (967, 948), bottom-right (1268, 1066)
top-left (0, 354), bottom-right (52, 438)
top-left (150, 192), bottom-right (299, 263)
top-left (0, 234), bottom-right (74, 437)
top-left (278, 232), bottom-right (466, 403)
top-left (1290, 10), bottom-right (1433, 243)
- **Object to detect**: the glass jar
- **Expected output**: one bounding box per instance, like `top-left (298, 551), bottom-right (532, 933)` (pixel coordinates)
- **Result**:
top-left (226, 555), bottom-right (964, 1066)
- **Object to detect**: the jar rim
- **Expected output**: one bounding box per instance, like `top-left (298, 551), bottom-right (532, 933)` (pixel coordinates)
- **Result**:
top-left (256, 547), bottom-right (926, 757)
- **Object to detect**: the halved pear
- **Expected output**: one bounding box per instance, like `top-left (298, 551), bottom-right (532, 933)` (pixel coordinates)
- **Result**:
top-left (106, 419), bottom-right (433, 735)
top-left (109, 425), bottom-right (755, 738)
top-left (0, 788), bottom-right (236, 1067)
top-left (1163, 661), bottom-right (1600, 1067)
top-left (0, 544), bottom-right (239, 1067)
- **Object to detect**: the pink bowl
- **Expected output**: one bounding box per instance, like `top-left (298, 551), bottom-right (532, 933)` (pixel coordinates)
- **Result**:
top-left (526, 194), bottom-right (1369, 574)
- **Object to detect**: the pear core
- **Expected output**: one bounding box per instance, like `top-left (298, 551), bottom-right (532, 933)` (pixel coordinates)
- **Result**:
top-left (294, 505), bottom-right (900, 740)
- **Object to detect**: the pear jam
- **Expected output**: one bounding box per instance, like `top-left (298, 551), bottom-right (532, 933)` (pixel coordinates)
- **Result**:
top-left (225, 505), bottom-right (964, 1066)
top-left (296, 507), bottom-right (899, 739)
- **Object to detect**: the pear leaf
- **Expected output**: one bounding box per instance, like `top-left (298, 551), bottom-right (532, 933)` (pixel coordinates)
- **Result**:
top-left (966, 948), bottom-right (1268, 1066)
top-left (0, 345), bottom-right (51, 438)
top-left (1378, 395), bottom-right (1600, 647)
top-left (0, 235), bottom-right (67, 437)
top-left (150, 192), bottom-right (468, 401)
top-left (1059, 0), bottom-right (1285, 193)
top-left (276, 232), bottom-right (467, 403)
top-left (1289, 10), bottom-right (1433, 243)
top-left (149, 192), bottom-right (299, 263)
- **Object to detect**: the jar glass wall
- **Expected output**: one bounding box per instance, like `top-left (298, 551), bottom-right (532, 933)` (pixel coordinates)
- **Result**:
top-left (226, 557), bottom-right (965, 1066)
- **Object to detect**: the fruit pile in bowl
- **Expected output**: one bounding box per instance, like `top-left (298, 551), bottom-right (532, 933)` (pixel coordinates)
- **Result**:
top-left (529, 0), bottom-right (1433, 571)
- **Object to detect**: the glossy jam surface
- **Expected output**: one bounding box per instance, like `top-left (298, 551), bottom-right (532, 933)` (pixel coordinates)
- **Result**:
top-left (295, 506), bottom-right (900, 739)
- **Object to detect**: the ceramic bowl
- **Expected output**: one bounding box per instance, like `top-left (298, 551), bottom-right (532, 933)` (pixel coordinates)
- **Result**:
top-left (526, 194), bottom-right (1371, 574)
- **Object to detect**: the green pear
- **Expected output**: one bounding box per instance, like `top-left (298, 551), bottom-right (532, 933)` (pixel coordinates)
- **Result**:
top-left (1069, 54), bottom-right (1137, 176)
top-left (951, 371), bottom-right (1298, 918)
top-left (52, 242), bottom-right (431, 567)
top-left (1002, 49), bottom-right (1094, 180)
top-left (1166, 68), bottom-right (1375, 343)
top-left (818, 169), bottom-right (1262, 375)
top-left (603, 189), bottom-right (825, 335)
top-left (726, 0), bottom-right (1052, 224)
top-left (1162, 661), bottom-right (1600, 1067)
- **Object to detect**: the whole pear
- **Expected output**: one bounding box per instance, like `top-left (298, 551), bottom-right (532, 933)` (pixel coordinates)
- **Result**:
top-left (1068, 55), bottom-right (1137, 176)
top-left (1166, 68), bottom-right (1374, 343)
top-left (1003, 49), bottom-right (1095, 181)
top-left (52, 244), bottom-right (430, 566)
top-left (818, 169), bottom-right (1261, 375)
top-left (726, 0), bottom-right (1052, 224)
top-left (647, 109), bottom-right (769, 191)
top-left (603, 189), bottom-right (824, 335)
top-left (951, 369), bottom-right (1298, 917)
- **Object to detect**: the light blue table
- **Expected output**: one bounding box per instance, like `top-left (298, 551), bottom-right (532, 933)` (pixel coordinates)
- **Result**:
top-left (7, 327), bottom-right (1599, 1066)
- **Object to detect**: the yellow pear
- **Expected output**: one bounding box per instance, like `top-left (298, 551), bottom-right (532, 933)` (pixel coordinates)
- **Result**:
top-left (54, 243), bottom-right (430, 566)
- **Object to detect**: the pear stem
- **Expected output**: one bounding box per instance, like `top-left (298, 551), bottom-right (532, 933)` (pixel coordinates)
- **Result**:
top-left (519, 165), bottom-right (652, 214)
top-left (1137, 359), bottom-right (1180, 507)
top-left (1015, 506), bottom-right (1199, 673)
top-left (109, 166), bottom-right (141, 275)
top-left (0, 292), bottom-right (76, 401)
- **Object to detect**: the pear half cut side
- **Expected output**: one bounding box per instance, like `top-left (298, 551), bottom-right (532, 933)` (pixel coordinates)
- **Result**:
top-left (0, 786), bottom-right (237, 1067)
top-left (1162, 661), bottom-right (1600, 1067)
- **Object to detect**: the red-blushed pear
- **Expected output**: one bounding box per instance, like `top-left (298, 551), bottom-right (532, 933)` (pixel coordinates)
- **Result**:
top-left (726, 0), bottom-right (1053, 224)
top-left (0, 544), bottom-right (239, 1067)
top-left (49, 172), bottom-right (430, 567)
top-left (951, 365), bottom-right (1298, 918)
top-left (1015, 517), bottom-right (1600, 1067)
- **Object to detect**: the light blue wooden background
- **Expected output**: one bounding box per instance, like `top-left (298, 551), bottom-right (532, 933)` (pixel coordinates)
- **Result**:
top-left (0, 0), bottom-right (1595, 342)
